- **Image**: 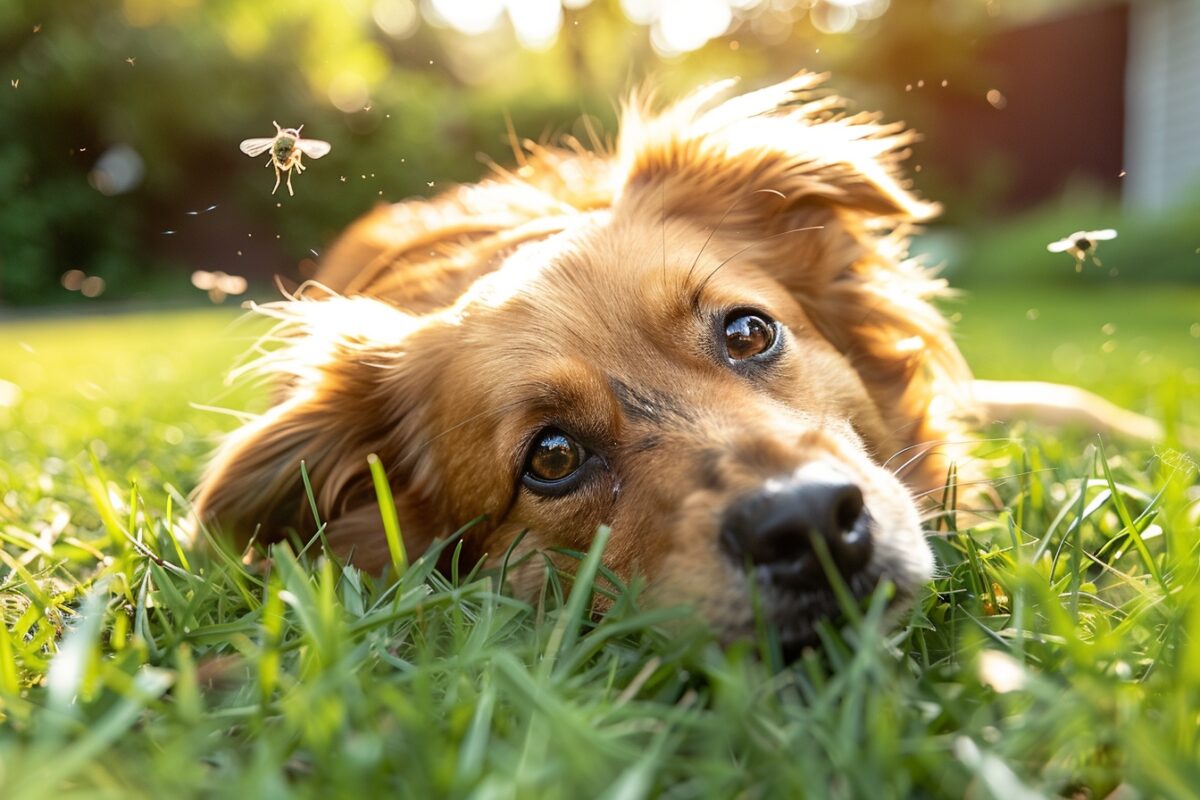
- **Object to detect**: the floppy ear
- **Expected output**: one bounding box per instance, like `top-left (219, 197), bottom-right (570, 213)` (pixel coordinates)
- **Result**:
top-left (617, 73), bottom-right (938, 221)
top-left (192, 296), bottom-right (445, 568)
top-left (616, 73), bottom-right (971, 488)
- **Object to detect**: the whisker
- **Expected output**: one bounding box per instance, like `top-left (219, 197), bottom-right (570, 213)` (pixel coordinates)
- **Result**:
top-left (918, 507), bottom-right (1002, 524)
top-left (892, 442), bottom-right (975, 480)
top-left (890, 441), bottom-right (952, 479)
top-left (686, 187), bottom-right (786, 287)
top-left (900, 447), bottom-right (1029, 485)
top-left (908, 468), bottom-right (1058, 503)
top-left (882, 436), bottom-right (1015, 470)
top-left (415, 397), bottom-right (530, 452)
top-left (888, 438), bottom-right (1017, 474)
top-left (693, 224), bottom-right (825, 299)
top-left (661, 178), bottom-right (667, 286)
top-left (892, 440), bottom-right (1016, 480)
top-left (188, 402), bottom-right (258, 424)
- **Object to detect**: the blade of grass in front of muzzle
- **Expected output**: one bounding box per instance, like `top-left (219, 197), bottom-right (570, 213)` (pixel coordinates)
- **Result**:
top-left (542, 524), bottom-right (611, 679)
top-left (809, 534), bottom-right (863, 626)
top-left (939, 461), bottom-right (959, 535)
top-left (299, 459), bottom-right (321, 530)
top-left (368, 453), bottom-right (407, 576)
top-left (297, 460), bottom-right (334, 560)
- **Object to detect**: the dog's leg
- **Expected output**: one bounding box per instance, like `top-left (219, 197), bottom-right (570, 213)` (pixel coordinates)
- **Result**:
top-left (972, 379), bottom-right (1196, 449)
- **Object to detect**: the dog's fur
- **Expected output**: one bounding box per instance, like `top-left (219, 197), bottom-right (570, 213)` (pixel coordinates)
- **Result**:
top-left (195, 74), bottom-right (993, 649)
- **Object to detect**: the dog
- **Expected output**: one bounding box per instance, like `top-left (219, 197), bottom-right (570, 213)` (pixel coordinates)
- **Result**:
top-left (193, 73), bottom-right (1159, 655)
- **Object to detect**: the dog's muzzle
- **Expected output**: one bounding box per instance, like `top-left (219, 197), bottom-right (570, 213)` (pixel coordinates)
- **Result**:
top-left (718, 465), bottom-right (874, 592)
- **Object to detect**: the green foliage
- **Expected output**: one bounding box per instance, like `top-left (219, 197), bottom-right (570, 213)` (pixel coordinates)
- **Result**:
top-left (0, 0), bottom-right (623, 304)
top-left (0, 0), bottom-right (1031, 305)
top-left (942, 191), bottom-right (1200, 288)
top-left (1, 294), bottom-right (1199, 796)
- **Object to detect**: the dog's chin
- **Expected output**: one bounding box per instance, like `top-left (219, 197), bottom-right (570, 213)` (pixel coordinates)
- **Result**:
top-left (717, 567), bottom-right (915, 663)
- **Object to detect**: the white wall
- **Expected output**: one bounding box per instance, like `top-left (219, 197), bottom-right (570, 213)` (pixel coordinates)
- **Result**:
top-left (1125, 0), bottom-right (1200, 210)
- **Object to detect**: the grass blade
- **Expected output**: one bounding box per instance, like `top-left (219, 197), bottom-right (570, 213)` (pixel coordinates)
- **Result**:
top-left (368, 453), bottom-right (408, 576)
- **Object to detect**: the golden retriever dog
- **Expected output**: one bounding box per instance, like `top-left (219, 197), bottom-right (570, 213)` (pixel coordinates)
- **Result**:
top-left (193, 73), bottom-right (1158, 655)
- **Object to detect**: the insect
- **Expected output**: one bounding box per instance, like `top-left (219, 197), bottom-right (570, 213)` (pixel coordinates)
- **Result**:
top-left (239, 122), bottom-right (331, 196)
top-left (1047, 229), bottom-right (1117, 271)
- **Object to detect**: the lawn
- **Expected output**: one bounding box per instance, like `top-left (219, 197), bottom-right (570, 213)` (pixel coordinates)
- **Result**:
top-left (1, 286), bottom-right (1198, 798)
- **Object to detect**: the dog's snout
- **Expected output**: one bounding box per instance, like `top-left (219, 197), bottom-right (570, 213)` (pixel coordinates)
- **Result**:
top-left (719, 475), bottom-right (873, 586)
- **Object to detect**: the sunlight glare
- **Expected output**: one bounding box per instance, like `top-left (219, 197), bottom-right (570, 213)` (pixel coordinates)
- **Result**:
top-left (414, 0), bottom-right (896, 51)
top-left (430, 0), bottom-right (506, 36)
top-left (0, 379), bottom-right (20, 409)
top-left (977, 650), bottom-right (1027, 694)
top-left (619, 0), bottom-right (659, 26)
top-left (653, 0), bottom-right (733, 56)
top-left (508, 0), bottom-right (564, 50)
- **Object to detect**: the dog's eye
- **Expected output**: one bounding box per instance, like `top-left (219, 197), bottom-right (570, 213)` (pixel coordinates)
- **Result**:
top-left (724, 310), bottom-right (778, 361)
top-left (523, 429), bottom-right (588, 495)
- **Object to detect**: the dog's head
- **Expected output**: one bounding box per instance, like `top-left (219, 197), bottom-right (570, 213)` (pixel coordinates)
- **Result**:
top-left (195, 74), bottom-right (971, 653)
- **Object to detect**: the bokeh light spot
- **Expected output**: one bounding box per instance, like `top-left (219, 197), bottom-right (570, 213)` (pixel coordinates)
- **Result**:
top-left (80, 276), bottom-right (107, 298)
top-left (811, 2), bottom-right (857, 34)
top-left (88, 145), bottom-right (144, 196)
top-left (373, 0), bottom-right (419, 38)
top-left (61, 270), bottom-right (86, 291)
top-left (329, 71), bottom-right (370, 113)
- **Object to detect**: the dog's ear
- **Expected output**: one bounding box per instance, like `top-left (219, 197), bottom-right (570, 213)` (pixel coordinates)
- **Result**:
top-left (617, 73), bottom-right (937, 223)
top-left (617, 74), bottom-right (970, 486)
top-left (192, 296), bottom-right (444, 568)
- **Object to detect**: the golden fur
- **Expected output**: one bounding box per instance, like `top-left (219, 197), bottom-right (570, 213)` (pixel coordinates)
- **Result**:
top-left (194, 74), bottom-right (977, 647)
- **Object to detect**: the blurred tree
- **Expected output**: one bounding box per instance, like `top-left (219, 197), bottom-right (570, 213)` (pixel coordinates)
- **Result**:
top-left (0, 0), bottom-right (1114, 305)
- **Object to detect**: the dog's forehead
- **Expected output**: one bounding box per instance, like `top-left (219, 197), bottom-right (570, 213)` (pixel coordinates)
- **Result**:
top-left (451, 220), bottom-right (658, 340)
top-left (455, 213), bottom-right (772, 338)
top-left (458, 213), bottom-right (613, 309)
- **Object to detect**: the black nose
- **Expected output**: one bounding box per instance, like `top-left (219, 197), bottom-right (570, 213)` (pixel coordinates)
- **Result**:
top-left (719, 475), bottom-right (873, 588)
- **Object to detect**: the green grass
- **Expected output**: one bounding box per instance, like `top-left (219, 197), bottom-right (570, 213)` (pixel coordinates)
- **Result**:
top-left (951, 285), bottom-right (1200, 413)
top-left (1, 289), bottom-right (1198, 798)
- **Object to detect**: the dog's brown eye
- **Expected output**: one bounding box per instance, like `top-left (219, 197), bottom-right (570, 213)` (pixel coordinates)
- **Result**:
top-left (524, 429), bottom-right (586, 492)
top-left (724, 311), bottom-right (777, 361)
top-left (528, 432), bottom-right (581, 480)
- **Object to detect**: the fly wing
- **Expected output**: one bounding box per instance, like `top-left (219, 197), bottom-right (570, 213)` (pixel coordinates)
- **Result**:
top-left (296, 138), bottom-right (332, 158)
top-left (240, 138), bottom-right (276, 157)
top-left (1085, 229), bottom-right (1118, 241)
top-left (1047, 240), bottom-right (1073, 253)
